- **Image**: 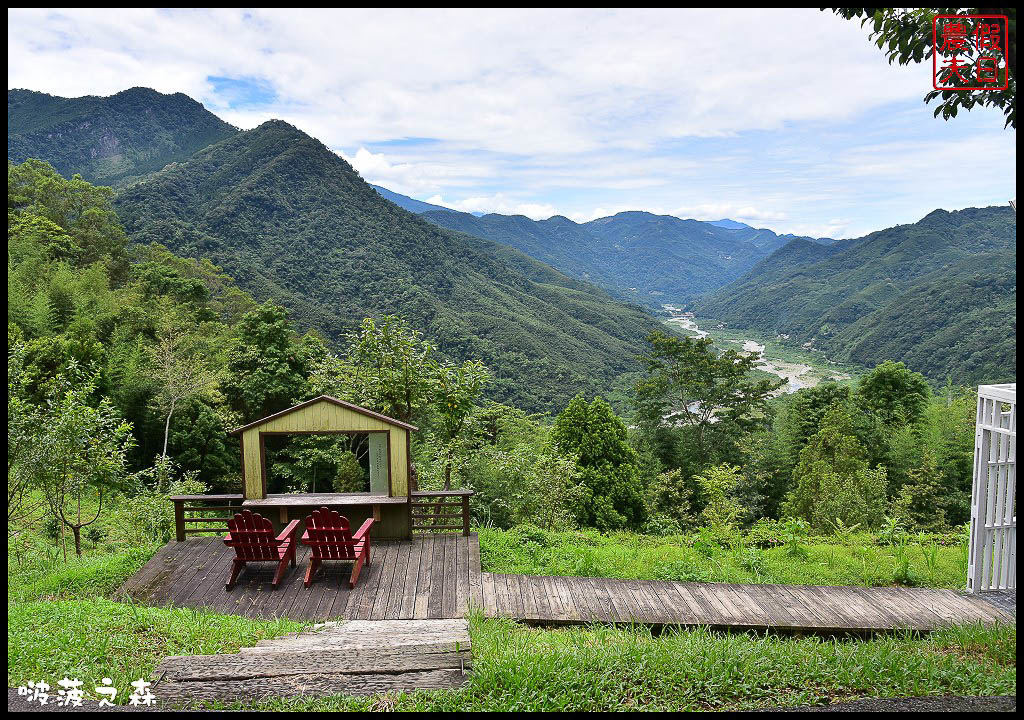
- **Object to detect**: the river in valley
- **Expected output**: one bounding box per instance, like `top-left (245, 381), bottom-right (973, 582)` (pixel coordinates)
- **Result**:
top-left (662, 305), bottom-right (828, 395)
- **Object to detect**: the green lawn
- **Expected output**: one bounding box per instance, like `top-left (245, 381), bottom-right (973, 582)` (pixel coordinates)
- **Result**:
top-left (478, 526), bottom-right (970, 589)
top-left (7, 544), bottom-right (305, 702)
top-left (227, 613), bottom-right (1016, 711)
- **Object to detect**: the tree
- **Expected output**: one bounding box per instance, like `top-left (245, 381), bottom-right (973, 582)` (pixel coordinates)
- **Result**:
top-left (694, 464), bottom-right (747, 538)
top-left (634, 331), bottom-right (782, 471)
top-left (8, 338), bottom-right (44, 534)
top-left (311, 315), bottom-right (436, 424)
top-left (830, 8), bottom-right (1016, 128)
top-left (784, 403), bottom-right (888, 531)
top-left (33, 375), bottom-right (135, 557)
top-left (890, 452), bottom-right (949, 532)
top-left (431, 360), bottom-right (491, 489)
top-left (551, 394), bottom-right (645, 530)
top-left (149, 323), bottom-right (219, 458)
top-left (222, 302), bottom-right (313, 422)
top-left (856, 360), bottom-right (931, 428)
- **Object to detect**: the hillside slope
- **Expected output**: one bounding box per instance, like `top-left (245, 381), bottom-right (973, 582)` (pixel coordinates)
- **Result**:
top-left (697, 206), bottom-right (1017, 385)
top-left (113, 120), bottom-right (666, 411)
top-left (8, 88), bottom-right (237, 186)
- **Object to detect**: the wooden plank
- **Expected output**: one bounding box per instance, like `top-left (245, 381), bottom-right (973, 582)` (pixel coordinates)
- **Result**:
top-left (369, 541), bottom-right (398, 620)
top-left (454, 534), bottom-right (469, 617)
top-left (539, 575), bottom-right (567, 621)
top-left (414, 536), bottom-right (434, 620)
top-left (165, 539), bottom-right (224, 606)
top-left (156, 669), bottom-right (467, 703)
top-left (467, 535), bottom-right (483, 612)
top-left (767, 584), bottom-right (834, 629)
top-left (385, 540), bottom-right (412, 620)
top-left (427, 535), bottom-right (446, 619)
top-left (481, 572), bottom-right (497, 617)
top-left (398, 537), bottom-right (422, 619)
top-left (502, 574), bottom-right (524, 619)
top-left (682, 583), bottom-right (730, 626)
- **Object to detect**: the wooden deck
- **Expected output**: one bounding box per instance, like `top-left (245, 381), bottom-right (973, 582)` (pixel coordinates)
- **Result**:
top-left (122, 536), bottom-right (1013, 633)
top-left (122, 535), bottom-right (482, 621)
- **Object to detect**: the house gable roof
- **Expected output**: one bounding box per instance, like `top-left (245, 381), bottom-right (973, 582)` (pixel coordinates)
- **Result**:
top-left (229, 395), bottom-right (418, 435)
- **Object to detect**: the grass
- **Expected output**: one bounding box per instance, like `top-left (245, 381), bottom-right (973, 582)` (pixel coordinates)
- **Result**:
top-left (7, 542), bottom-right (306, 703)
top-left (219, 612), bottom-right (1016, 711)
top-left (478, 526), bottom-right (970, 588)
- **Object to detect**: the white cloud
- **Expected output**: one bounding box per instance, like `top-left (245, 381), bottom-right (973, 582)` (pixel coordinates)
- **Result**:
top-left (7, 8), bottom-right (1015, 237)
top-left (425, 193), bottom-right (560, 220)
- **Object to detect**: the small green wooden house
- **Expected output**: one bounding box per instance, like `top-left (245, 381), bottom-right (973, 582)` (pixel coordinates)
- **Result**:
top-left (229, 395), bottom-right (418, 539)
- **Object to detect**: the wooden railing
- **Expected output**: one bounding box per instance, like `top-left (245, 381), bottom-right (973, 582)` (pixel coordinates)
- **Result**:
top-left (170, 494), bottom-right (244, 542)
top-left (409, 490), bottom-right (473, 536)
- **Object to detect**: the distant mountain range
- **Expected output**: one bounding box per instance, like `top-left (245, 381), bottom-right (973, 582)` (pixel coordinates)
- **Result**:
top-left (371, 186), bottom-right (831, 307)
top-left (696, 206), bottom-right (1016, 385)
top-left (8, 86), bottom-right (1016, 389)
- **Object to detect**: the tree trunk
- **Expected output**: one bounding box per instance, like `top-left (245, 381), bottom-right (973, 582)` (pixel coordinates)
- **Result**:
top-left (162, 399), bottom-right (176, 458)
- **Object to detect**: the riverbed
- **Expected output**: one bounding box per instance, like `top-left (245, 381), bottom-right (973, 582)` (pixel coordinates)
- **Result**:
top-left (663, 306), bottom-right (824, 394)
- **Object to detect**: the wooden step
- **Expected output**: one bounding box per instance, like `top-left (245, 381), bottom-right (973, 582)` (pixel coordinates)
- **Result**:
top-left (152, 618), bottom-right (471, 705)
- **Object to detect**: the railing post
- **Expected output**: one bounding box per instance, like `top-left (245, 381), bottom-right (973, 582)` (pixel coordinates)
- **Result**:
top-left (462, 493), bottom-right (470, 536)
top-left (173, 499), bottom-right (185, 542)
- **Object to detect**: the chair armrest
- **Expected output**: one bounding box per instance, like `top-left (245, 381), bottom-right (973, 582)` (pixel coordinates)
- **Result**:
top-left (352, 518), bottom-right (375, 541)
top-left (276, 519), bottom-right (301, 543)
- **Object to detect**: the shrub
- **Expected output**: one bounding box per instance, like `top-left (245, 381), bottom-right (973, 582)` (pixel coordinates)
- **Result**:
top-left (332, 451), bottom-right (365, 493)
top-left (745, 518), bottom-right (786, 549)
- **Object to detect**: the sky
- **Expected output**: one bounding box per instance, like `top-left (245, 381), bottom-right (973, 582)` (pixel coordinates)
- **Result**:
top-left (7, 8), bottom-right (1017, 238)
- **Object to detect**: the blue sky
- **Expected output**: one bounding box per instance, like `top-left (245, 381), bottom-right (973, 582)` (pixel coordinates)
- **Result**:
top-left (7, 8), bottom-right (1016, 238)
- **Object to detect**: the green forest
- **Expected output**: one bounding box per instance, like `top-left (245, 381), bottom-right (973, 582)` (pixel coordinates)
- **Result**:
top-left (10, 158), bottom-right (985, 558)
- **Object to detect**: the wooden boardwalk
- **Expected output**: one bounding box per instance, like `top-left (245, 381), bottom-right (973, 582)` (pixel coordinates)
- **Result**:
top-left (122, 536), bottom-right (1013, 633)
top-left (122, 535), bottom-right (482, 621)
top-left (483, 574), bottom-right (1013, 633)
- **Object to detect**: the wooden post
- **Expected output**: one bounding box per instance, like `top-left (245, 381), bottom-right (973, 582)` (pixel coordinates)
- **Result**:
top-left (462, 493), bottom-right (470, 537)
top-left (174, 499), bottom-right (185, 542)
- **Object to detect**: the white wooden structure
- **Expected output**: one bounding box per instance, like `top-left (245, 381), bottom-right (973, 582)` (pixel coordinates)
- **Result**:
top-left (967, 383), bottom-right (1016, 592)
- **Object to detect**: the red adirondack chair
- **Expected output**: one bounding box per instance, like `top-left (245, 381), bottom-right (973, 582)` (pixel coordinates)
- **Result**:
top-left (223, 510), bottom-right (300, 590)
top-left (301, 507), bottom-right (374, 589)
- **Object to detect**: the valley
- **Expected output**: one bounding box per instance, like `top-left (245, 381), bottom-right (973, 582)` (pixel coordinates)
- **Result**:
top-left (662, 304), bottom-right (855, 394)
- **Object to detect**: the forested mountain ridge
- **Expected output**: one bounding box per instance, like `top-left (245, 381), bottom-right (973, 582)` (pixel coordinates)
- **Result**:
top-left (112, 120), bottom-right (667, 411)
top-left (370, 184), bottom-right (457, 214)
top-left (416, 205), bottom-right (823, 307)
top-left (7, 87), bottom-right (238, 186)
top-left (696, 205), bottom-right (1017, 385)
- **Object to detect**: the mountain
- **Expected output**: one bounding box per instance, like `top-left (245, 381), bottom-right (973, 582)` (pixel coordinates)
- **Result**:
top-left (417, 205), bottom-right (819, 307)
top-left (370, 184), bottom-right (456, 214)
top-left (696, 206), bottom-right (1017, 385)
top-left (110, 120), bottom-right (666, 411)
top-left (8, 87), bottom-right (237, 186)
top-left (708, 219), bottom-right (752, 230)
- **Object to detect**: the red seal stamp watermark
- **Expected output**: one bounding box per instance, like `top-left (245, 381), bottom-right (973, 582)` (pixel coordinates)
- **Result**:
top-left (932, 14), bottom-right (1010, 91)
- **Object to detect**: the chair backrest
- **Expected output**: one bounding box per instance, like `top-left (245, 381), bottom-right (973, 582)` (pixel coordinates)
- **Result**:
top-left (303, 507), bottom-right (356, 560)
top-left (226, 510), bottom-right (280, 561)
